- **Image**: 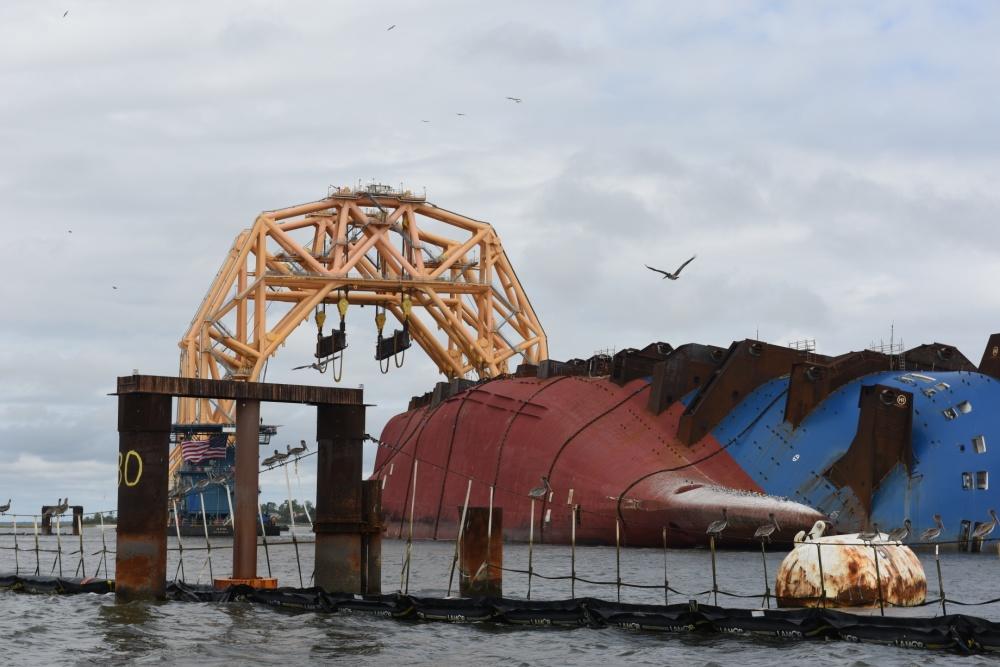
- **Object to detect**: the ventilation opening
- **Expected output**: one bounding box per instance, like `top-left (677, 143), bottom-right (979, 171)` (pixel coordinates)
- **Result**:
top-left (911, 373), bottom-right (936, 383)
top-left (934, 381), bottom-right (951, 392)
top-left (977, 471), bottom-right (989, 490)
top-left (898, 375), bottom-right (917, 386)
top-left (943, 408), bottom-right (958, 421)
top-left (923, 387), bottom-right (938, 398)
top-left (962, 472), bottom-right (973, 490)
top-left (974, 435), bottom-right (987, 454)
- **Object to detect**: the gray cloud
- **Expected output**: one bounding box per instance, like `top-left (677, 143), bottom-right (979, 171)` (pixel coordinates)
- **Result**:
top-left (3, 1), bottom-right (1000, 515)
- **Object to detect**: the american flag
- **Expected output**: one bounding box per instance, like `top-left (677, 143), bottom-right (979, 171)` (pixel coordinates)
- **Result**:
top-left (180, 434), bottom-right (229, 464)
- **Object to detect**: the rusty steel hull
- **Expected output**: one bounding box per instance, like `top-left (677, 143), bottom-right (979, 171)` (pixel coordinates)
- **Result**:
top-left (373, 375), bottom-right (823, 548)
top-left (374, 334), bottom-right (1000, 549)
top-left (776, 534), bottom-right (927, 608)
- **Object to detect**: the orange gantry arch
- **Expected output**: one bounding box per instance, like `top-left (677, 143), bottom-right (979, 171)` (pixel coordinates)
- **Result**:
top-left (177, 183), bottom-right (547, 425)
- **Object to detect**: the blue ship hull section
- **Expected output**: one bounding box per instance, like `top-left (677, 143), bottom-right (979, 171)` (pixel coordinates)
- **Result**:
top-left (712, 370), bottom-right (1000, 543)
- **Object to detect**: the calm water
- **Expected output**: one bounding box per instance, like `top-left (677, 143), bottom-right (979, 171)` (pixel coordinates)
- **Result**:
top-left (1, 528), bottom-right (999, 665)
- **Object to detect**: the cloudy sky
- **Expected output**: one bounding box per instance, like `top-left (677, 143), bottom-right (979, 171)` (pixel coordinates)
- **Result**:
top-left (2, 1), bottom-right (1000, 515)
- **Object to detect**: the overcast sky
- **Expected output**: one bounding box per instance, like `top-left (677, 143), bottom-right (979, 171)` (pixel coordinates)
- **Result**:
top-left (2, 1), bottom-right (1000, 515)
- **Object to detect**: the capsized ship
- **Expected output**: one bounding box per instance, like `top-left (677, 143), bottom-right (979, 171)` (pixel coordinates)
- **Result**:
top-left (373, 334), bottom-right (1000, 549)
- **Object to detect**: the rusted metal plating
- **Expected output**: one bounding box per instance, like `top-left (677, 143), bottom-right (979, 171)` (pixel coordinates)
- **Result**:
top-left (776, 534), bottom-right (927, 608)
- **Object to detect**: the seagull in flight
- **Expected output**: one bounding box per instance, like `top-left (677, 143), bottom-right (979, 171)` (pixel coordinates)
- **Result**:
top-left (506, 97), bottom-right (522, 103)
top-left (646, 255), bottom-right (696, 280)
top-left (456, 112), bottom-right (466, 117)
top-left (421, 120), bottom-right (430, 123)
top-left (63, 10), bottom-right (69, 18)
top-left (387, 24), bottom-right (395, 31)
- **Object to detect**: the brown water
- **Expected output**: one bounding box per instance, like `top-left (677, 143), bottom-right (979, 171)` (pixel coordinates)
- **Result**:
top-left (1, 529), bottom-right (998, 665)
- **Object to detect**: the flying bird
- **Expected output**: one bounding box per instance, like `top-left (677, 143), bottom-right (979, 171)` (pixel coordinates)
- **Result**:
top-left (112, 286), bottom-right (118, 290)
top-left (506, 97), bottom-right (522, 103)
top-left (67, 230), bottom-right (72, 234)
top-left (63, 10), bottom-right (69, 18)
top-left (646, 255), bottom-right (696, 280)
top-left (0, 499), bottom-right (10, 514)
top-left (456, 113), bottom-right (466, 117)
top-left (527, 476), bottom-right (551, 500)
top-left (387, 24), bottom-right (395, 31)
top-left (421, 120), bottom-right (430, 123)
top-left (920, 514), bottom-right (944, 542)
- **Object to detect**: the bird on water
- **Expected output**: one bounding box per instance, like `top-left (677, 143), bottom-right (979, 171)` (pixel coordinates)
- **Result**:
top-left (920, 514), bottom-right (945, 542)
top-left (528, 476), bottom-right (551, 500)
top-left (706, 508), bottom-right (728, 537)
top-left (646, 255), bottom-right (696, 280)
top-left (753, 513), bottom-right (780, 542)
top-left (971, 509), bottom-right (999, 542)
top-left (887, 519), bottom-right (911, 543)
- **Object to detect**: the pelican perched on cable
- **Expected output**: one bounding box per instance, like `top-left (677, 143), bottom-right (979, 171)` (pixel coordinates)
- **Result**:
top-left (528, 476), bottom-right (551, 500)
top-left (288, 440), bottom-right (309, 457)
top-left (887, 519), bottom-right (911, 543)
top-left (920, 514), bottom-right (944, 542)
top-left (753, 513), bottom-right (780, 543)
top-left (261, 449), bottom-right (283, 467)
top-left (706, 508), bottom-right (729, 538)
top-left (858, 524), bottom-right (880, 543)
top-left (0, 499), bottom-right (10, 514)
top-left (971, 509), bottom-right (999, 542)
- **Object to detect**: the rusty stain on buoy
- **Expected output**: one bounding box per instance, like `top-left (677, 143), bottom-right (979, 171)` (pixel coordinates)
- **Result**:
top-left (776, 533), bottom-right (927, 608)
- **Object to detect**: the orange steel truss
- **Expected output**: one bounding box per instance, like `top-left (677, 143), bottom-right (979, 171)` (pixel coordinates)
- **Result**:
top-left (176, 184), bottom-right (547, 425)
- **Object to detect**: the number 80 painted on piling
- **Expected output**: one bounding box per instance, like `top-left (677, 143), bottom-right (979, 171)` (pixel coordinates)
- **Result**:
top-left (117, 450), bottom-right (143, 487)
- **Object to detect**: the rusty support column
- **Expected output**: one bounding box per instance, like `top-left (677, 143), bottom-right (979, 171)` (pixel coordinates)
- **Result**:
top-left (459, 507), bottom-right (502, 597)
top-left (314, 403), bottom-right (366, 593)
top-left (115, 392), bottom-right (172, 602)
top-left (362, 479), bottom-right (383, 594)
top-left (232, 399), bottom-right (260, 580)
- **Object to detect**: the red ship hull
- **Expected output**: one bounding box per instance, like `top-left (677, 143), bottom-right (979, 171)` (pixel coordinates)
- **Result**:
top-left (372, 375), bottom-right (822, 548)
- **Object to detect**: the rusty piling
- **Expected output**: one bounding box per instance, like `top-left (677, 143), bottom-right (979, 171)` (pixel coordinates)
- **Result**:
top-left (232, 399), bottom-right (260, 581)
top-left (459, 507), bottom-right (502, 597)
top-left (314, 403), bottom-right (369, 594)
top-left (115, 392), bottom-right (171, 602)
